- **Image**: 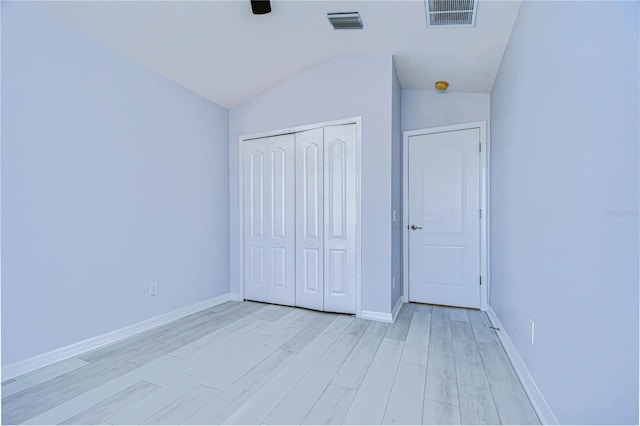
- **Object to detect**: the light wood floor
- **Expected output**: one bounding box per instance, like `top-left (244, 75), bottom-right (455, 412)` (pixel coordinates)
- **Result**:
top-left (2, 301), bottom-right (539, 425)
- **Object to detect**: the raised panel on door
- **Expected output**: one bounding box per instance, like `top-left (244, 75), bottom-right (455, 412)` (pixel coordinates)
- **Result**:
top-left (243, 139), bottom-right (269, 303)
top-left (295, 128), bottom-right (324, 310)
top-left (323, 124), bottom-right (357, 314)
top-left (408, 128), bottom-right (480, 308)
top-left (266, 134), bottom-right (296, 306)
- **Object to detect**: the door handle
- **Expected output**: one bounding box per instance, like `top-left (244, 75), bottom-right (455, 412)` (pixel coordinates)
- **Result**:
top-left (410, 225), bottom-right (423, 230)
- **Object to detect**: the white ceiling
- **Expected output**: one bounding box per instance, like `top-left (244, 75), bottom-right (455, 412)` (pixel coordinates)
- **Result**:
top-left (32, 0), bottom-right (522, 109)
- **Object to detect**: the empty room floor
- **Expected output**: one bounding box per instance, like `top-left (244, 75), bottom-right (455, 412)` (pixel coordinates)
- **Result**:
top-left (2, 301), bottom-right (539, 425)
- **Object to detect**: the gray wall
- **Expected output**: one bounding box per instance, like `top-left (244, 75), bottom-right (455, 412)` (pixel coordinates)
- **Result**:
top-left (1, 2), bottom-right (230, 365)
top-left (401, 90), bottom-right (489, 132)
top-left (229, 54), bottom-right (395, 315)
top-left (490, 1), bottom-right (639, 423)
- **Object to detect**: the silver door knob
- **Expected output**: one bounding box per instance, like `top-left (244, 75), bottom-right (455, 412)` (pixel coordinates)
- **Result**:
top-left (410, 225), bottom-right (423, 230)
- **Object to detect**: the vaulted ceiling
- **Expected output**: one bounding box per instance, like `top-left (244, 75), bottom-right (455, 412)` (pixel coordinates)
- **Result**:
top-left (32, 0), bottom-right (522, 109)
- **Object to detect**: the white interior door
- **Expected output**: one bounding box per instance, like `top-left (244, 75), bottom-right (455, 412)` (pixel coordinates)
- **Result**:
top-left (323, 124), bottom-right (357, 314)
top-left (243, 134), bottom-right (295, 306)
top-left (408, 128), bottom-right (480, 308)
top-left (295, 128), bottom-right (324, 310)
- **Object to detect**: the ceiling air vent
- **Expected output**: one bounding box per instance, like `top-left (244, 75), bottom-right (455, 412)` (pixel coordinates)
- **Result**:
top-left (327, 12), bottom-right (364, 30)
top-left (426, 0), bottom-right (478, 27)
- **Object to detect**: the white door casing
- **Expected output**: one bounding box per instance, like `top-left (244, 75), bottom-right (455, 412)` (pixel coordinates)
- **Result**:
top-left (243, 134), bottom-right (296, 306)
top-left (407, 127), bottom-right (481, 309)
top-left (295, 128), bottom-right (325, 310)
top-left (323, 124), bottom-right (357, 314)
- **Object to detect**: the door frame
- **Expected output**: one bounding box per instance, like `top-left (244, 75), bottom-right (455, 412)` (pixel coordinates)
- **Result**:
top-left (238, 116), bottom-right (362, 317)
top-left (402, 121), bottom-right (489, 311)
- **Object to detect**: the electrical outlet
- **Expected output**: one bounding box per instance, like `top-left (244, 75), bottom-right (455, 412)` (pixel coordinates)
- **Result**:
top-left (529, 318), bottom-right (535, 344)
top-left (392, 209), bottom-right (397, 223)
top-left (392, 276), bottom-right (396, 290)
top-left (149, 281), bottom-right (159, 296)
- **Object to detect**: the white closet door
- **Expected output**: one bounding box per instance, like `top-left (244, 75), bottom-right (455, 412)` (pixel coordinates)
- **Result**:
top-left (243, 138), bottom-right (269, 303)
top-left (243, 134), bottom-right (295, 306)
top-left (267, 134), bottom-right (296, 306)
top-left (295, 128), bottom-right (324, 310)
top-left (323, 124), bottom-right (357, 314)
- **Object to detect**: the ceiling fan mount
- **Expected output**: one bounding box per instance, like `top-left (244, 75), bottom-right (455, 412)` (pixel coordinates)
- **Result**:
top-left (251, 0), bottom-right (271, 15)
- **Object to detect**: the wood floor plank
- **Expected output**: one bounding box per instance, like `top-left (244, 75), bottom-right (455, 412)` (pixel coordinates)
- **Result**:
top-left (106, 328), bottom-right (273, 424)
top-left (431, 305), bottom-right (451, 328)
top-left (125, 339), bottom-right (186, 366)
top-left (342, 318), bottom-right (371, 336)
top-left (297, 309), bottom-right (326, 323)
top-left (385, 303), bottom-right (415, 341)
top-left (223, 316), bottom-right (354, 425)
top-left (60, 380), bottom-right (160, 425)
top-left (107, 380), bottom-right (205, 425)
top-left (422, 399), bottom-right (461, 425)
top-left (153, 310), bottom-right (230, 341)
top-left (142, 324), bottom-right (272, 387)
top-left (263, 334), bottom-right (360, 425)
top-left (331, 321), bottom-right (389, 389)
top-left (424, 325), bottom-right (458, 406)
top-left (401, 311), bottom-right (431, 367)
top-left (2, 302), bottom-right (540, 426)
top-left (157, 305), bottom-right (264, 345)
top-left (342, 338), bottom-right (404, 425)
top-left (139, 308), bottom-right (220, 339)
top-left (168, 315), bottom-right (271, 359)
top-left (23, 356), bottom-right (181, 425)
top-left (141, 384), bottom-right (221, 425)
top-left (414, 303), bottom-right (433, 314)
top-left (285, 316), bottom-right (354, 372)
top-left (253, 305), bottom-right (295, 321)
top-left (255, 309), bottom-right (307, 336)
top-left (477, 341), bottom-right (540, 425)
top-left (449, 307), bottom-right (470, 322)
top-left (302, 384), bottom-right (356, 425)
top-left (202, 320), bottom-right (308, 390)
top-left (489, 380), bottom-right (540, 425)
top-left (105, 367), bottom-right (220, 425)
top-left (382, 362), bottom-right (426, 424)
top-left (451, 320), bottom-right (490, 389)
top-left (222, 366), bottom-right (305, 425)
top-left (467, 310), bottom-right (499, 344)
top-left (475, 340), bottom-right (520, 385)
top-left (182, 349), bottom-right (295, 425)
top-left (279, 314), bottom-right (336, 352)
top-left (77, 334), bottom-right (163, 364)
top-left (458, 384), bottom-right (501, 425)
top-left (209, 301), bottom-right (243, 313)
top-left (2, 358), bottom-right (90, 398)
top-left (3, 361), bottom-right (140, 425)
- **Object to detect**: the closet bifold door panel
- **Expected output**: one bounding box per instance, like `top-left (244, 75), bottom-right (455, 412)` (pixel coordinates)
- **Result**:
top-left (243, 122), bottom-right (357, 314)
top-left (323, 124), bottom-right (357, 314)
top-left (243, 134), bottom-right (295, 306)
top-left (295, 128), bottom-right (325, 310)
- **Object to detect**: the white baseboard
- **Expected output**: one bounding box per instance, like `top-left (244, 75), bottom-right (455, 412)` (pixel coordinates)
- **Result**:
top-left (361, 309), bottom-right (392, 322)
top-left (486, 306), bottom-right (558, 425)
top-left (391, 297), bottom-right (403, 322)
top-left (229, 292), bottom-right (243, 301)
top-left (2, 293), bottom-right (233, 381)
top-left (361, 298), bottom-right (404, 323)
